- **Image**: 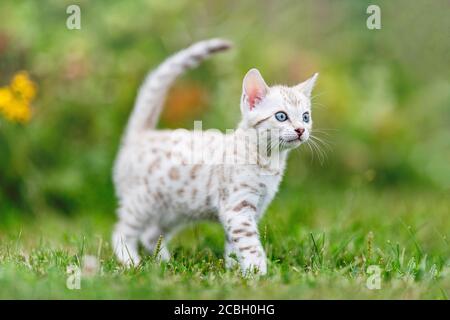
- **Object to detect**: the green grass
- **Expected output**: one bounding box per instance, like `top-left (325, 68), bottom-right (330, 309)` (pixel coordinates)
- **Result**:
top-left (1, 184), bottom-right (448, 299)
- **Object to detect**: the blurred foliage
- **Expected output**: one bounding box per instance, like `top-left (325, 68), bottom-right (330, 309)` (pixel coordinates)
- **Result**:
top-left (0, 0), bottom-right (449, 217)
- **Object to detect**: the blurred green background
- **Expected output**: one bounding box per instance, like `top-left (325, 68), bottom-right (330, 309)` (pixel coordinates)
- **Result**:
top-left (0, 0), bottom-right (449, 299)
top-left (0, 0), bottom-right (448, 219)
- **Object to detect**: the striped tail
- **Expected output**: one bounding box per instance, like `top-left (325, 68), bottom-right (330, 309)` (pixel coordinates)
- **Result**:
top-left (124, 38), bottom-right (232, 140)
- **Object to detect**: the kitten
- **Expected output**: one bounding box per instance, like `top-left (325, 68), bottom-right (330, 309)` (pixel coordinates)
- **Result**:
top-left (112, 38), bottom-right (318, 275)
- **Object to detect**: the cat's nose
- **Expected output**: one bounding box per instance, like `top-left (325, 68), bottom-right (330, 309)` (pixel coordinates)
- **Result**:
top-left (295, 128), bottom-right (305, 137)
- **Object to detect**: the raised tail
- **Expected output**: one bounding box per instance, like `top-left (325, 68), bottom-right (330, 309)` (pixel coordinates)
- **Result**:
top-left (124, 38), bottom-right (232, 139)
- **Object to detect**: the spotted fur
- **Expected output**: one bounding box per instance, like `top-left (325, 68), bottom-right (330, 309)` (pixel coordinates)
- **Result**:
top-left (112, 39), bottom-right (318, 275)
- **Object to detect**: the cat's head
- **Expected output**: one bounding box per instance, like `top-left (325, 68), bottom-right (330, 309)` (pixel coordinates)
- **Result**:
top-left (239, 68), bottom-right (318, 151)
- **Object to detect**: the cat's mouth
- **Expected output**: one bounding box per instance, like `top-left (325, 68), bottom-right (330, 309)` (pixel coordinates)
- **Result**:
top-left (281, 137), bottom-right (303, 146)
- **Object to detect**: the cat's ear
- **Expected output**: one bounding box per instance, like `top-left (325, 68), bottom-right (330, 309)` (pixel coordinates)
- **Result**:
top-left (295, 73), bottom-right (318, 97)
top-left (242, 68), bottom-right (269, 110)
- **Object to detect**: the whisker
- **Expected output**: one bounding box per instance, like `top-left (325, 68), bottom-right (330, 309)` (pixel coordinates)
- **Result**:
top-left (307, 139), bottom-right (319, 163)
top-left (310, 135), bottom-right (333, 152)
top-left (305, 140), bottom-right (315, 163)
top-left (311, 102), bottom-right (327, 110)
top-left (312, 128), bottom-right (338, 132)
top-left (310, 92), bottom-right (325, 101)
top-left (309, 140), bottom-right (321, 164)
top-left (310, 130), bottom-right (334, 147)
top-left (313, 137), bottom-right (329, 158)
top-left (309, 138), bottom-right (326, 165)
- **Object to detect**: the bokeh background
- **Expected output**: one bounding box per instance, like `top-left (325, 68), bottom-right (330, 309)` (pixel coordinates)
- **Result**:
top-left (0, 0), bottom-right (448, 298)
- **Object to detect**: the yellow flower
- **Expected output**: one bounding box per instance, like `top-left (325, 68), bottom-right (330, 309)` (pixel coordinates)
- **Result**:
top-left (0, 71), bottom-right (37, 124)
top-left (0, 87), bottom-right (13, 108)
top-left (11, 71), bottom-right (37, 103)
top-left (0, 87), bottom-right (13, 117)
top-left (2, 99), bottom-right (31, 123)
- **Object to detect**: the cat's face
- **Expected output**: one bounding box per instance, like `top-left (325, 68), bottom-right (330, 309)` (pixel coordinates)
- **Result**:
top-left (240, 69), bottom-right (318, 151)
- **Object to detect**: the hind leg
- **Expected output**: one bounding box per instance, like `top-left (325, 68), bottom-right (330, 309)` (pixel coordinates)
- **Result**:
top-left (140, 225), bottom-right (171, 261)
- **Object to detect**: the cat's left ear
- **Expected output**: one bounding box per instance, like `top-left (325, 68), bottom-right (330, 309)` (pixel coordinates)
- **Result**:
top-left (295, 73), bottom-right (318, 97)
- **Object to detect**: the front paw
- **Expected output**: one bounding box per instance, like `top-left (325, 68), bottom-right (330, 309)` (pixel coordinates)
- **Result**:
top-left (240, 255), bottom-right (267, 276)
top-left (225, 253), bottom-right (239, 270)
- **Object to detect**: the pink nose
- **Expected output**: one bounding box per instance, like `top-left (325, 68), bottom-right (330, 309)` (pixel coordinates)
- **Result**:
top-left (295, 128), bottom-right (305, 137)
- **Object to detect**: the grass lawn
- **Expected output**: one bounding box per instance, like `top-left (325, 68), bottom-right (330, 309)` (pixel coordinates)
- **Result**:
top-left (0, 184), bottom-right (448, 299)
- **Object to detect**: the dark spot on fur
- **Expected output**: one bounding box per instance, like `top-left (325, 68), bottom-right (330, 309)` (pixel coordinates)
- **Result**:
top-left (233, 200), bottom-right (256, 212)
top-left (205, 195), bottom-right (211, 206)
top-left (190, 164), bottom-right (201, 179)
top-left (241, 183), bottom-right (259, 194)
top-left (148, 158), bottom-right (161, 173)
top-left (169, 167), bottom-right (180, 180)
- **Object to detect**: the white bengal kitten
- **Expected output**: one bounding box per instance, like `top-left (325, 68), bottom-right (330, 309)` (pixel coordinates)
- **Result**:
top-left (112, 38), bottom-right (318, 275)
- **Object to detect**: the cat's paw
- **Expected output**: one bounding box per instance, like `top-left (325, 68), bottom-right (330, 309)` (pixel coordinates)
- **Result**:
top-left (155, 247), bottom-right (171, 262)
top-left (119, 255), bottom-right (141, 268)
top-left (225, 253), bottom-right (239, 270)
top-left (240, 255), bottom-right (267, 276)
top-left (112, 232), bottom-right (141, 268)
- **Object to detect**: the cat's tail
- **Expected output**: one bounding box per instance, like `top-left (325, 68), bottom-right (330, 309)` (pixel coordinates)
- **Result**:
top-left (124, 38), bottom-right (232, 140)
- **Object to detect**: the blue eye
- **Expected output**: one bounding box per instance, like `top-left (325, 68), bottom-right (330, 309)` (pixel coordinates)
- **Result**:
top-left (303, 112), bottom-right (310, 123)
top-left (275, 111), bottom-right (288, 122)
